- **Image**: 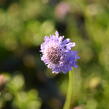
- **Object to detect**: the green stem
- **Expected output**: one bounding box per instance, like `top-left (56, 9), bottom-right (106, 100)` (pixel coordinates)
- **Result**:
top-left (63, 71), bottom-right (73, 109)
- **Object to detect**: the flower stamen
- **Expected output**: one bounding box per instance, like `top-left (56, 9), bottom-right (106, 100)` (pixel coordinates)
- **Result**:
top-left (47, 47), bottom-right (61, 64)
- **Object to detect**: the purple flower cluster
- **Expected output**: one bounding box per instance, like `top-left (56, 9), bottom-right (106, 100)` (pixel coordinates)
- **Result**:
top-left (40, 31), bottom-right (79, 74)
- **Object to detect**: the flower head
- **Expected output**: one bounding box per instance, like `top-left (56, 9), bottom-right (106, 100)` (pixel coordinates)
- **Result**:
top-left (40, 31), bottom-right (80, 74)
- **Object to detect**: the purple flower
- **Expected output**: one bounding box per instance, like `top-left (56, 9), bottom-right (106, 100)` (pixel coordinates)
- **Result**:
top-left (40, 31), bottom-right (80, 74)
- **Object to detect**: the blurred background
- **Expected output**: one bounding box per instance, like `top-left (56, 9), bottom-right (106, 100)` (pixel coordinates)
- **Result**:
top-left (0, 0), bottom-right (109, 109)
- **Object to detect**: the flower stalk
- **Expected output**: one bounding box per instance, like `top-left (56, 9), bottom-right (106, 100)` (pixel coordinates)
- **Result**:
top-left (63, 71), bottom-right (73, 109)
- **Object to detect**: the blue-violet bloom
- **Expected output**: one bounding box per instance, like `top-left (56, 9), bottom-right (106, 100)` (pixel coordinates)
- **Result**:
top-left (40, 31), bottom-right (80, 74)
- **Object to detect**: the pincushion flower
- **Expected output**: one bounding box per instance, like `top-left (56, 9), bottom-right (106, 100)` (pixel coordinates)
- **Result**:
top-left (40, 31), bottom-right (79, 74)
